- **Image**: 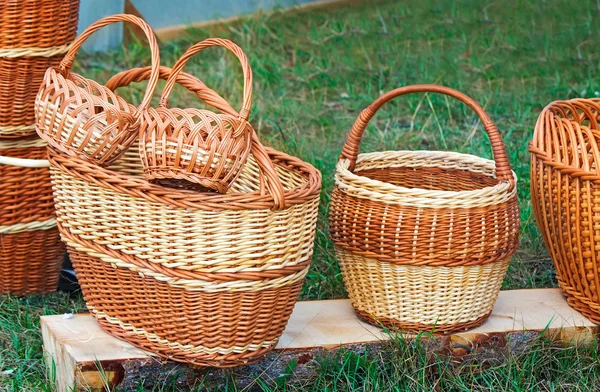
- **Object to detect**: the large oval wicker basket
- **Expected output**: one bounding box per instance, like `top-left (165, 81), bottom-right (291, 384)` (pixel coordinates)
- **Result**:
top-left (47, 68), bottom-right (321, 366)
top-left (0, 138), bottom-right (65, 295)
top-left (329, 84), bottom-right (520, 334)
top-left (530, 98), bottom-right (600, 324)
top-left (0, 0), bottom-right (80, 138)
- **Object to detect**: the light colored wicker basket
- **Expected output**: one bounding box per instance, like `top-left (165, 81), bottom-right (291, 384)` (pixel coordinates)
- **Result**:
top-left (139, 38), bottom-right (253, 193)
top-left (329, 84), bottom-right (520, 334)
top-left (47, 68), bottom-right (321, 366)
top-left (530, 98), bottom-right (600, 324)
top-left (0, 0), bottom-right (80, 139)
top-left (35, 14), bottom-right (160, 166)
top-left (0, 138), bottom-right (65, 295)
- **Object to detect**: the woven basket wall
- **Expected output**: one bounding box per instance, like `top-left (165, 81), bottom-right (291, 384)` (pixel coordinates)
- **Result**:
top-left (329, 85), bottom-right (520, 334)
top-left (48, 144), bottom-right (321, 366)
top-left (530, 98), bottom-right (600, 324)
top-left (0, 0), bottom-right (80, 138)
top-left (0, 138), bottom-right (65, 295)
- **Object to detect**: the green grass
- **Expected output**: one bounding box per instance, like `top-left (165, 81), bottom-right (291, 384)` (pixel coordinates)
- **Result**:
top-left (298, 334), bottom-right (600, 392)
top-left (2, 0), bottom-right (600, 390)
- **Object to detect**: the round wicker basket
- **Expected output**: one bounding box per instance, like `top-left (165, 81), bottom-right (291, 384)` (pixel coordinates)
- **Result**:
top-left (530, 98), bottom-right (600, 324)
top-left (329, 84), bottom-right (520, 333)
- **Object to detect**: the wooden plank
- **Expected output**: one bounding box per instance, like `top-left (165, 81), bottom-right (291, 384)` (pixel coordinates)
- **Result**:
top-left (41, 289), bottom-right (599, 391)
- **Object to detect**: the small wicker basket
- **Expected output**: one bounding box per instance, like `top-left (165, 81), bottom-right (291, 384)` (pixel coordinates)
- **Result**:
top-left (139, 38), bottom-right (253, 193)
top-left (530, 98), bottom-right (600, 324)
top-left (0, 138), bottom-right (65, 295)
top-left (329, 84), bottom-right (520, 333)
top-left (35, 14), bottom-right (160, 166)
top-left (47, 68), bottom-right (321, 366)
top-left (0, 0), bottom-right (80, 139)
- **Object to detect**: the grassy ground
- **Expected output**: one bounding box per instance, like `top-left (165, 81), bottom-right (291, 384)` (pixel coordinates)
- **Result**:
top-left (2, 0), bottom-right (600, 390)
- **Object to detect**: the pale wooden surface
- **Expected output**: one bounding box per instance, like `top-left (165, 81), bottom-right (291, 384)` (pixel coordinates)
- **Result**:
top-left (279, 288), bottom-right (596, 348)
top-left (41, 289), bottom-right (598, 391)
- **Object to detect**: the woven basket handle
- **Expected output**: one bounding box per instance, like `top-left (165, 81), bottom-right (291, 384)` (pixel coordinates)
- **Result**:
top-left (58, 14), bottom-right (160, 115)
top-left (105, 66), bottom-right (237, 116)
top-left (158, 38), bottom-right (252, 121)
top-left (106, 65), bottom-right (287, 208)
top-left (340, 84), bottom-right (513, 183)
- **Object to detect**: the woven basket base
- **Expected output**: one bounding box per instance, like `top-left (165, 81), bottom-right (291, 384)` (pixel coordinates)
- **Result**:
top-left (557, 281), bottom-right (600, 325)
top-left (355, 308), bottom-right (492, 335)
top-left (68, 246), bottom-right (303, 367)
top-left (335, 246), bottom-right (508, 333)
top-left (0, 228), bottom-right (64, 295)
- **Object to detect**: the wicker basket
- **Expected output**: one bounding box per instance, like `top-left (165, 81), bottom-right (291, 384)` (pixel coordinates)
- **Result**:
top-left (35, 14), bottom-right (160, 166)
top-left (530, 98), bottom-right (600, 324)
top-left (47, 68), bottom-right (321, 366)
top-left (0, 138), bottom-right (65, 295)
top-left (139, 38), bottom-right (253, 193)
top-left (329, 84), bottom-right (520, 333)
top-left (0, 0), bottom-right (80, 138)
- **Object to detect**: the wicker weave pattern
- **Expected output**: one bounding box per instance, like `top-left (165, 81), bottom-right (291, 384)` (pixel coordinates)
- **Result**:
top-left (67, 245), bottom-right (303, 366)
top-left (336, 247), bottom-right (509, 332)
top-left (0, 141), bottom-right (55, 225)
top-left (35, 14), bottom-right (160, 165)
top-left (330, 84), bottom-right (519, 333)
top-left (0, 57), bottom-right (65, 137)
top-left (530, 99), bottom-right (600, 324)
top-left (140, 39), bottom-right (254, 193)
top-left (51, 160), bottom-right (319, 278)
top-left (1, 228), bottom-right (64, 295)
top-left (331, 153), bottom-right (520, 267)
top-left (0, 0), bottom-right (79, 137)
top-left (0, 139), bottom-right (64, 295)
top-left (0, 1), bottom-right (79, 49)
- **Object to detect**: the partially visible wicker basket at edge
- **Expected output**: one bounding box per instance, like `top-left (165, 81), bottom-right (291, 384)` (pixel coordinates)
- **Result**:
top-left (0, 138), bottom-right (65, 295)
top-left (0, 0), bottom-right (80, 138)
top-left (43, 63), bottom-right (322, 366)
top-left (329, 84), bottom-right (520, 334)
top-left (530, 98), bottom-right (600, 324)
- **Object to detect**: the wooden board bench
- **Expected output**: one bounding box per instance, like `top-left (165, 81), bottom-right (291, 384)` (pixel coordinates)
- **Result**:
top-left (41, 288), bottom-right (599, 391)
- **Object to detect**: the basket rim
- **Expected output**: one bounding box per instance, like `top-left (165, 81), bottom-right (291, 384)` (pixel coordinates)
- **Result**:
top-left (335, 150), bottom-right (517, 208)
top-left (48, 145), bottom-right (322, 211)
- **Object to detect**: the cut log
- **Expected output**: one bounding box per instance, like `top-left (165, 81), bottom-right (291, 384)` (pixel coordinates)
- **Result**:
top-left (41, 289), bottom-right (599, 391)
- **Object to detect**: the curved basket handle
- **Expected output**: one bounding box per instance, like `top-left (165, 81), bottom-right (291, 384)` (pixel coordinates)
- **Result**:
top-left (340, 84), bottom-right (513, 183)
top-left (159, 38), bottom-right (252, 121)
top-left (0, 155), bottom-right (50, 168)
top-left (105, 66), bottom-right (237, 117)
top-left (58, 14), bottom-right (160, 114)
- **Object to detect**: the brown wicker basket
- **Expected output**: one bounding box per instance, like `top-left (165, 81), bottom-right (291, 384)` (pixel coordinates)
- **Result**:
top-left (0, 138), bottom-right (65, 295)
top-left (47, 68), bottom-right (321, 366)
top-left (329, 84), bottom-right (520, 334)
top-left (139, 38), bottom-right (253, 193)
top-left (0, 0), bottom-right (80, 138)
top-left (35, 14), bottom-right (160, 165)
top-left (530, 98), bottom-right (600, 324)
